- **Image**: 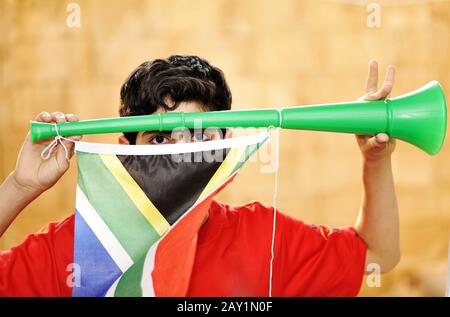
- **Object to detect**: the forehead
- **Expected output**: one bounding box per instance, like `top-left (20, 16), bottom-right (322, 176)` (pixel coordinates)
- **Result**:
top-left (153, 101), bottom-right (206, 114)
top-left (138, 101), bottom-right (207, 137)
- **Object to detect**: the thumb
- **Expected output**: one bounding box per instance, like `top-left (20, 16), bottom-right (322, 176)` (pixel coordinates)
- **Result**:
top-left (364, 133), bottom-right (389, 151)
top-left (54, 139), bottom-right (74, 171)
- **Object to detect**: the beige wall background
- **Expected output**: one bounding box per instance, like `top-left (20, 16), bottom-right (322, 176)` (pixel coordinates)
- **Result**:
top-left (1, 0), bottom-right (449, 296)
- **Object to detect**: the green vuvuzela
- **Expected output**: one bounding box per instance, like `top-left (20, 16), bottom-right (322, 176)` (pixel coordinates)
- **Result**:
top-left (31, 81), bottom-right (447, 155)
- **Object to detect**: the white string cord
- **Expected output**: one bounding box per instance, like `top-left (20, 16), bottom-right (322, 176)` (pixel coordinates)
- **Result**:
top-left (268, 111), bottom-right (281, 297)
top-left (40, 124), bottom-right (74, 160)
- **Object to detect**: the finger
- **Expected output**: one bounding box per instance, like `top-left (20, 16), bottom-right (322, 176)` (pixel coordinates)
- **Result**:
top-left (67, 135), bottom-right (82, 141)
top-left (55, 143), bottom-right (70, 170)
top-left (56, 136), bottom-right (79, 164)
top-left (368, 66), bottom-right (395, 100)
top-left (368, 85), bottom-right (390, 100)
top-left (65, 113), bottom-right (79, 122)
top-left (355, 134), bottom-right (371, 147)
top-left (355, 134), bottom-right (371, 142)
top-left (51, 112), bottom-right (66, 123)
top-left (356, 134), bottom-right (370, 139)
top-left (62, 114), bottom-right (83, 141)
top-left (63, 138), bottom-right (75, 156)
top-left (64, 114), bottom-right (82, 141)
top-left (366, 60), bottom-right (378, 93)
top-left (375, 133), bottom-right (389, 144)
top-left (34, 111), bottom-right (52, 123)
top-left (365, 135), bottom-right (388, 151)
top-left (385, 65), bottom-right (395, 85)
top-left (380, 65), bottom-right (395, 97)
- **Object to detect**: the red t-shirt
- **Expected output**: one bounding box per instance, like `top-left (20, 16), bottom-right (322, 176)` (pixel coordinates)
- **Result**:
top-left (0, 200), bottom-right (366, 296)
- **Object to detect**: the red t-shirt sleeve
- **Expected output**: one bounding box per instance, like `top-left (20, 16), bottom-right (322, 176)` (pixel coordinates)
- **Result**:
top-left (0, 215), bottom-right (74, 296)
top-left (269, 205), bottom-right (367, 296)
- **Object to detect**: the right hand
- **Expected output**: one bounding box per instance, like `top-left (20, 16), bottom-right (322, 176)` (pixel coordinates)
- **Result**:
top-left (11, 111), bottom-right (82, 195)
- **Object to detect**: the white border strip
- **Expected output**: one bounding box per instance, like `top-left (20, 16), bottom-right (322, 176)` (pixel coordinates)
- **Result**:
top-left (74, 132), bottom-right (270, 155)
top-left (76, 186), bottom-right (134, 273)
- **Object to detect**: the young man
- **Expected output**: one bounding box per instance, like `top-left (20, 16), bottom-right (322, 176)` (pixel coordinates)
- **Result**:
top-left (0, 55), bottom-right (399, 296)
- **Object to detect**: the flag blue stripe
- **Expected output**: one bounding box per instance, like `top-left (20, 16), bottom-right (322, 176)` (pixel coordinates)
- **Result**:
top-left (73, 210), bottom-right (122, 297)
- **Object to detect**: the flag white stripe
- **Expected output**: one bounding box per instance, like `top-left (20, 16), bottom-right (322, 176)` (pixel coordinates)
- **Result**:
top-left (76, 186), bottom-right (134, 273)
top-left (75, 131), bottom-right (269, 155)
top-left (141, 243), bottom-right (157, 297)
top-left (105, 277), bottom-right (120, 297)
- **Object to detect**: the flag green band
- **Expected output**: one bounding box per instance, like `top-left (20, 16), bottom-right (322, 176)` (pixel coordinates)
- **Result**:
top-left (77, 152), bottom-right (161, 262)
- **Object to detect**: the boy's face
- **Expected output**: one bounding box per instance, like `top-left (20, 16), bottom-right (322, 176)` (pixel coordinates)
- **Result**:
top-left (118, 100), bottom-right (231, 145)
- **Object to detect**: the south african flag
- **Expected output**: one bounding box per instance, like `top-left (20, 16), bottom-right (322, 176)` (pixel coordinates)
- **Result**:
top-left (71, 132), bottom-right (269, 296)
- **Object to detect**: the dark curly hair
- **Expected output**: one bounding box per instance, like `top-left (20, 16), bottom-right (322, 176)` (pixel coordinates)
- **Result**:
top-left (119, 55), bottom-right (232, 144)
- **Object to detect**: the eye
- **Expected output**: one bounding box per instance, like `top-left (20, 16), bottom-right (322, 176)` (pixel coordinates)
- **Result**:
top-left (192, 130), bottom-right (210, 142)
top-left (192, 128), bottom-right (222, 142)
top-left (149, 134), bottom-right (170, 145)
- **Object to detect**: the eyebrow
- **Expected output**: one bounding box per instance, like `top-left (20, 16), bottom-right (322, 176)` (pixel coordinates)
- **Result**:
top-left (141, 131), bottom-right (171, 137)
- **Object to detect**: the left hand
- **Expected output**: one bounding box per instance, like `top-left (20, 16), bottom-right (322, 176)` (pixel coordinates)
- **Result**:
top-left (356, 60), bottom-right (396, 162)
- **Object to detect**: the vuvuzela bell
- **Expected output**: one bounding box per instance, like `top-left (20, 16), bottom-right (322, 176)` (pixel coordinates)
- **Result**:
top-left (30, 81), bottom-right (447, 155)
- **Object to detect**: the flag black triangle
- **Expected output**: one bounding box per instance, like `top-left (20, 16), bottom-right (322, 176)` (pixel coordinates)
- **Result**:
top-left (117, 149), bottom-right (228, 225)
